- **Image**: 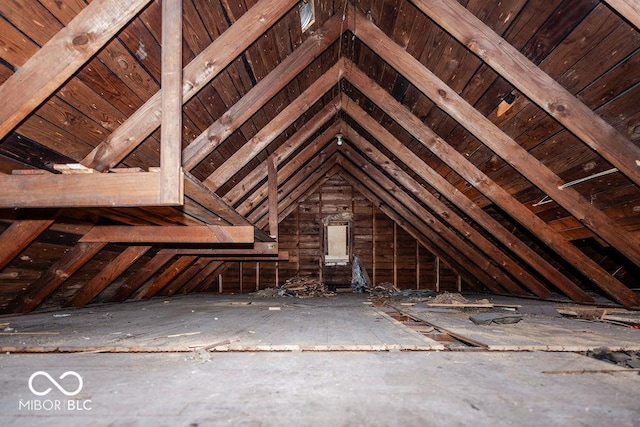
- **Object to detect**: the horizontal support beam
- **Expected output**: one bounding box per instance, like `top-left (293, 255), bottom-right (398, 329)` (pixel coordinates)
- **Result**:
top-left (80, 225), bottom-right (254, 243)
top-left (171, 242), bottom-right (278, 254)
top-left (0, 172), bottom-right (183, 208)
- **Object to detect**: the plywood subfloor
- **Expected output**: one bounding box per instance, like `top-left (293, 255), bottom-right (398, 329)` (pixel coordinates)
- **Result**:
top-left (0, 294), bottom-right (444, 352)
top-left (1, 351), bottom-right (638, 426)
top-left (394, 303), bottom-right (640, 351)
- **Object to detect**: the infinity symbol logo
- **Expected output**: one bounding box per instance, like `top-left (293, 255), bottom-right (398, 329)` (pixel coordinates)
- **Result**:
top-left (28, 371), bottom-right (83, 396)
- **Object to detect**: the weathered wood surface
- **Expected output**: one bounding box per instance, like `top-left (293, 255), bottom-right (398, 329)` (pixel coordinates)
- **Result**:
top-left (79, 225), bottom-right (254, 243)
top-left (343, 63), bottom-right (637, 308)
top-left (82, 0), bottom-right (300, 171)
top-left (65, 245), bottom-right (151, 308)
top-left (159, 0), bottom-right (183, 205)
top-left (0, 295), bottom-right (443, 352)
top-left (0, 0), bottom-right (153, 140)
top-left (349, 8), bottom-right (640, 272)
top-left (397, 306), bottom-right (640, 352)
top-left (2, 242), bottom-right (107, 314)
top-left (0, 218), bottom-right (54, 270)
top-left (0, 173), bottom-right (169, 208)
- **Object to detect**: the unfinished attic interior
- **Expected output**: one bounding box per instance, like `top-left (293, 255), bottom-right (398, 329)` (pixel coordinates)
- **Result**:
top-left (0, 0), bottom-right (639, 424)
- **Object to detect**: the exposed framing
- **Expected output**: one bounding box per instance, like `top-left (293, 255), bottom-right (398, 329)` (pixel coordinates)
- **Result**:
top-left (0, 0), bottom-right (183, 208)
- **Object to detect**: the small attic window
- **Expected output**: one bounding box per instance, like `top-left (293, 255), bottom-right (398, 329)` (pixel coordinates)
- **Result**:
top-left (299, 1), bottom-right (315, 32)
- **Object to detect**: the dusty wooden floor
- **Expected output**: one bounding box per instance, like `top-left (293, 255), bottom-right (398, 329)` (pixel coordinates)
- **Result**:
top-left (0, 294), bottom-right (638, 426)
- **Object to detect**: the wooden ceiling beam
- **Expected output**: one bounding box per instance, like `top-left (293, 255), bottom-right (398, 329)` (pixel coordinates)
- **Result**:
top-left (0, 172), bottom-right (172, 208)
top-left (79, 225), bottom-right (254, 244)
top-left (161, 257), bottom-right (214, 297)
top-left (232, 104), bottom-right (340, 213)
top-left (343, 66), bottom-right (594, 302)
top-left (180, 261), bottom-right (226, 294)
top-left (604, 0), bottom-right (640, 30)
top-left (107, 250), bottom-right (176, 303)
top-left (182, 12), bottom-right (346, 171)
top-left (64, 245), bottom-right (151, 308)
top-left (342, 86), bottom-right (637, 310)
top-left (342, 130), bottom-right (552, 299)
top-left (223, 105), bottom-right (342, 207)
top-left (338, 153), bottom-right (526, 297)
top-left (162, 242), bottom-right (279, 256)
top-left (0, 217), bottom-right (54, 270)
top-left (134, 256), bottom-right (197, 300)
top-left (0, 0), bottom-right (152, 140)
top-left (408, 0), bottom-right (640, 187)
top-left (255, 160), bottom-right (341, 230)
top-left (202, 59), bottom-right (344, 192)
top-left (251, 145), bottom-right (340, 227)
top-left (337, 166), bottom-right (497, 294)
top-left (82, 0), bottom-right (300, 172)
top-left (183, 172), bottom-right (273, 242)
top-left (2, 242), bottom-right (106, 314)
top-left (349, 7), bottom-right (640, 270)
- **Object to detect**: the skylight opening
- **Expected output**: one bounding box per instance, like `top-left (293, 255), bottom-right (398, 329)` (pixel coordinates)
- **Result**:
top-left (299, 0), bottom-right (315, 32)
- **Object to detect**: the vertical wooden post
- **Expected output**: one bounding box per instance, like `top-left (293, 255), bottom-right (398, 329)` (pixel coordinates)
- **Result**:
top-left (218, 273), bottom-right (223, 293)
top-left (457, 274), bottom-right (462, 293)
top-left (160, 0), bottom-right (183, 204)
top-left (267, 155), bottom-right (278, 239)
top-left (256, 262), bottom-right (260, 291)
top-left (318, 188), bottom-right (323, 284)
top-left (239, 262), bottom-right (243, 293)
top-left (435, 256), bottom-right (440, 292)
top-left (296, 207), bottom-right (300, 275)
top-left (393, 222), bottom-right (397, 288)
top-left (372, 205), bottom-right (376, 286)
top-left (416, 242), bottom-right (420, 290)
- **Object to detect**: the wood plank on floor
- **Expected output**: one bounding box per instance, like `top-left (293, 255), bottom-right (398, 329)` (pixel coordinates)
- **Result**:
top-left (0, 295), bottom-right (444, 352)
top-left (396, 305), bottom-right (640, 351)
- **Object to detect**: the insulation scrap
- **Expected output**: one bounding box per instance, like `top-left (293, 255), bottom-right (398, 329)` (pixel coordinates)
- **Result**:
top-left (253, 288), bottom-right (282, 298)
top-left (430, 292), bottom-right (469, 305)
top-left (371, 282), bottom-right (401, 296)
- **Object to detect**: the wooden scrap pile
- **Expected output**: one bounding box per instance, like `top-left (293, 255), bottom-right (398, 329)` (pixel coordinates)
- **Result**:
top-left (427, 292), bottom-right (492, 307)
top-left (280, 276), bottom-right (334, 298)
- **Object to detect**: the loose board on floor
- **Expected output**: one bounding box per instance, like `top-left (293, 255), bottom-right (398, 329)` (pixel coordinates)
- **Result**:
top-left (398, 305), bottom-right (640, 351)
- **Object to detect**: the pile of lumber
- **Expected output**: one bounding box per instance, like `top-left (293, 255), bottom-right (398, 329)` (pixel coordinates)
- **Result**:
top-left (280, 276), bottom-right (334, 298)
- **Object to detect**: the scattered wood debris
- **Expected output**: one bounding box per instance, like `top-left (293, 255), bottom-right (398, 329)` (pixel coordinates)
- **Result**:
top-left (252, 277), bottom-right (335, 298)
top-left (556, 306), bottom-right (640, 327)
top-left (281, 276), bottom-right (334, 298)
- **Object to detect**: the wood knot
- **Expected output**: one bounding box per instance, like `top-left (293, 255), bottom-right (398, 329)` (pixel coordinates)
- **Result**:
top-left (72, 33), bottom-right (90, 46)
top-left (437, 89), bottom-right (447, 98)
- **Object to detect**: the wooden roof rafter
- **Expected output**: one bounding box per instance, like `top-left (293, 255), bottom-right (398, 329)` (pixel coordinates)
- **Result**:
top-left (336, 148), bottom-right (528, 297)
top-left (347, 6), bottom-right (640, 270)
top-left (214, 55), bottom-right (637, 306)
top-left (0, 0), bottom-right (184, 208)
